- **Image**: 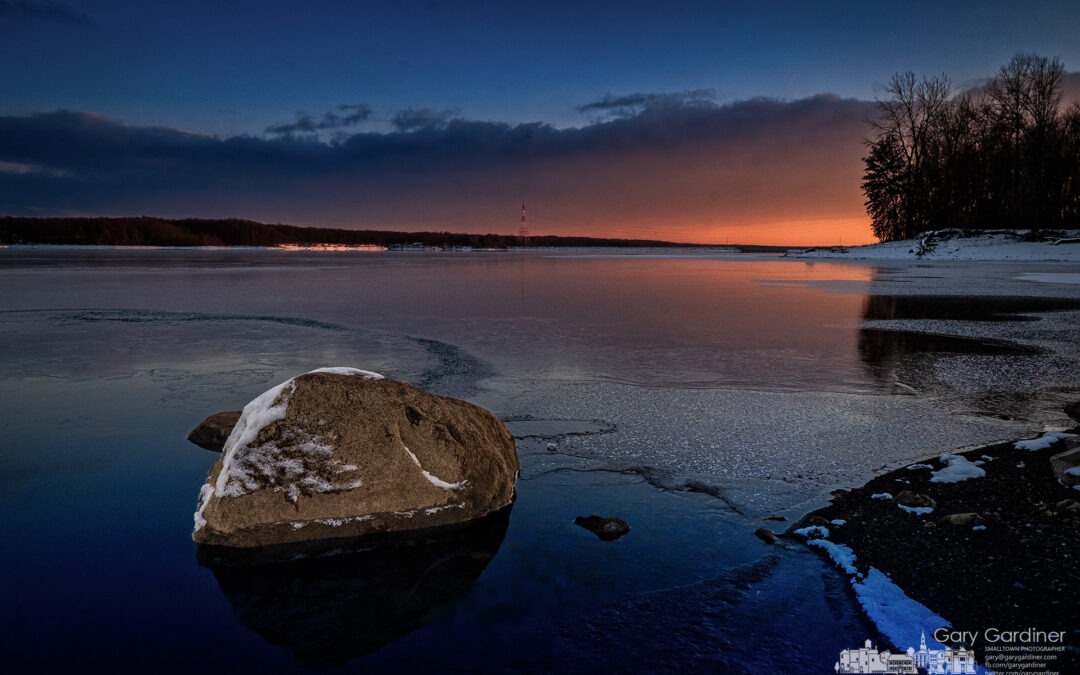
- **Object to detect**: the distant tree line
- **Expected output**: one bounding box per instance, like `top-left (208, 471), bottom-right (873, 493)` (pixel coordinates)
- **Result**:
top-left (0, 216), bottom-right (700, 249)
top-left (863, 53), bottom-right (1080, 241)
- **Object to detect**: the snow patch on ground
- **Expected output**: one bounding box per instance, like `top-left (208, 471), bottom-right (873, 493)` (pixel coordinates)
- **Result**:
top-left (794, 525), bottom-right (829, 539)
top-left (871, 492), bottom-right (892, 500)
top-left (852, 568), bottom-right (951, 654)
top-left (1013, 430), bottom-right (1077, 451)
top-left (807, 538), bottom-right (858, 575)
top-left (805, 537), bottom-right (955, 657)
top-left (930, 455), bottom-right (986, 483)
top-left (898, 504), bottom-right (934, 515)
top-left (831, 519), bottom-right (847, 526)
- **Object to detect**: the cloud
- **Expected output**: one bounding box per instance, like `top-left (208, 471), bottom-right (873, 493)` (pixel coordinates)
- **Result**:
top-left (0, 159), bottom-right (68, 176)
top-left (390, 107), bottom-right (459, 132)
top-left (0, 94), bottom-right (881, 243)
top-left (957, 70), bottom-right (1080, 104)
top-left (0, 0), bottom-right (92, 25)
top-left (8, 71), bottom-right (1079, 244)
top-left (266, 114), bottom-right (319, 137)
top-left (329, 104), bottom-right (373, 125)
top-left (576, 89), bottom-right (716, 117)
top-left (265, 104), bottom-right (372, 137)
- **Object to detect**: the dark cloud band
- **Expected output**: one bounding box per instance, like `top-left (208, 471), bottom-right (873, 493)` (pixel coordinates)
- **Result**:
top-left (0, 90), bottom-right (927, 238)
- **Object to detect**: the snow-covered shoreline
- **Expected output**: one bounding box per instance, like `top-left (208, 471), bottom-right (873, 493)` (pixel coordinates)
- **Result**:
top-left (788, 427), bottom-right (1080, 673)
top-left (787, 229), bottom-right (1080, 262)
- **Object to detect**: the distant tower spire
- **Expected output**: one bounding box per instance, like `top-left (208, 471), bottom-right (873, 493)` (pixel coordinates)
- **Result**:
top-left (518, 202), bottom-right (530, 245)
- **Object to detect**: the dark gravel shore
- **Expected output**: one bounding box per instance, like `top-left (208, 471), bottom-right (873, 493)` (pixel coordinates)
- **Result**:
top-left (790, 423), bottom-right (1080, 670)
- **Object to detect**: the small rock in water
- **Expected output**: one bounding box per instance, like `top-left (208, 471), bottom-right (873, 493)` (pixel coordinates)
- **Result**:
top-left (573, 515), bottom-right (630, 541)
top-left (187, 411), bottom-right (242, 452)
top-left (754, 527), bottom-right (779, 544)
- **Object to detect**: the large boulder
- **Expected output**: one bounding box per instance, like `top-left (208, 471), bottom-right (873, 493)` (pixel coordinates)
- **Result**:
top-left (193, 367), bottom-right (519, 547)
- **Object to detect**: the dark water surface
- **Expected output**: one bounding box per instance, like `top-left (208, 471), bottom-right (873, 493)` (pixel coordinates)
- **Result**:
top-left (1, 248), bottom-right (1075, 672)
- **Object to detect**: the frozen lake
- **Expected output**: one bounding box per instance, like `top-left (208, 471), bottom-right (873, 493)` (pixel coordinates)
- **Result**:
top-left (1, 248), bottom-right (1078, 671)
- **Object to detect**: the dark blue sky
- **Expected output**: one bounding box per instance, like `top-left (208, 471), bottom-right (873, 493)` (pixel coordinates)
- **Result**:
top-left (2, 0), bottom-right (1079, 243)
top-left (5, 0), bottom-right (1078, 134)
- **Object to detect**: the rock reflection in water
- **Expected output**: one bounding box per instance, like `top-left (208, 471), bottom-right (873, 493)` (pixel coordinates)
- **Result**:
top-left (856, 295), bottom-right (1060, 387)
top-left (197, 505), bottom-right (512, 670)
top-left (861, 294), bottom-right (1080, 322)
top-left (857, 327), bottom-right (1039, 385)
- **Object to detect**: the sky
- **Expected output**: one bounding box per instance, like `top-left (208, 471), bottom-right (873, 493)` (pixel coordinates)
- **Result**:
top-left (2, 0), bottom-right (1079, 245)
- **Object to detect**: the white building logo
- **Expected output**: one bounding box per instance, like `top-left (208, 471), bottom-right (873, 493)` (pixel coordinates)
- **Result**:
top-left (836, 633), bottom-right (977, 674)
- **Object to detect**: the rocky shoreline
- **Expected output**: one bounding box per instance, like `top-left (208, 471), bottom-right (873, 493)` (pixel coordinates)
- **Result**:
top-left (785, 418), bottom-right (1080, 670)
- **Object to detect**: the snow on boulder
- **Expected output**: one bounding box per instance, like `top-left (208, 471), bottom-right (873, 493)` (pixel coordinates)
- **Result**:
top-left (192, 367), bottom-right (519, 547)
